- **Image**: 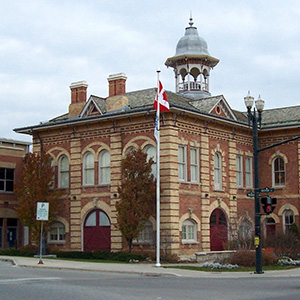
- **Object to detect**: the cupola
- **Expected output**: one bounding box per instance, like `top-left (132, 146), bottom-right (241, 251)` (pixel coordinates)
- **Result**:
top-left (165, 17), bottom-right (219, 99)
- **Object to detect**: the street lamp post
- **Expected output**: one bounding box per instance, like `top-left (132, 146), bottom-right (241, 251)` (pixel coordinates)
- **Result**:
top-left (244, 91), bottom-right (265, 274)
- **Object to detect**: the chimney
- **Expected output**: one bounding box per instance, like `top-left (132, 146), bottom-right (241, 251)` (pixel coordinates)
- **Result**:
top-left (69, 81), bottom-right (88, 118)
top-left (106, 73), bottom-right (128, 111)
top-left (108, 73), bottom-right (127, 97)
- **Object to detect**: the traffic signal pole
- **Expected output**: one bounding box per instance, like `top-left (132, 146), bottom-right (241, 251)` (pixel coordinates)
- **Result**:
top-left (246, 104), bottom-right (300, 274)
top-left (252, 108), bottom-right (263, 274)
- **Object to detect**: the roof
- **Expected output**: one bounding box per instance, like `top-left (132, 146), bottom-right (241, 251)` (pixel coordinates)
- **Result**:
top-left (14, 86), bottom-right (300, 135)
top-left (261, 105), bottom-right (300, 129)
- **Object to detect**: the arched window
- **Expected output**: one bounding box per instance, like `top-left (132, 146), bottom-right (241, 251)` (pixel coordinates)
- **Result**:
top-left (190, 147), bottom-right (199, 183)
top-left (58, 155), bottom-right (69, 188)
top-left (182, 219), bottom-right (197, 242)
top-left (236, 155), bottom-right (243, 188)
top-left (178, 145), bottom-right (187, 181)
top-left (214, 152), bottom-right (222, 190)
top-left (272, 156), bottom-right (285, 187)
top-left (283, 209), bottom-right (294, 231)
top-left (49, 157), bottom-right (55, 188)
top-left (137, 221), bottom-right (154, 244)
top-left (48, 221), bottom-right (65, 243)
top-left (144, 145), bottom-right (156, 178)
top-left (83, 152), bottom-right (94, 185)
top-left (238, 218), bottom-right (253, 241)
top-left (125, 146), bottom-right (137, 155)
top-left (99, 150), bottom-right (110, 184)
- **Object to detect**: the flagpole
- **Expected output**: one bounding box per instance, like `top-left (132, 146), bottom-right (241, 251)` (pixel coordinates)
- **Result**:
top-left (155, 68), bottom-right (161, 267)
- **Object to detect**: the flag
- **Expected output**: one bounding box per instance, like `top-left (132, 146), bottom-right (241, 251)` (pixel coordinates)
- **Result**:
top-left (153, 81), bottom-right (169, 112)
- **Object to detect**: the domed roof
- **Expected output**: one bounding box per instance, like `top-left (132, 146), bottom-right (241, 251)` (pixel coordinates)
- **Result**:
top-left (175, 18), bottom-right (210, 57)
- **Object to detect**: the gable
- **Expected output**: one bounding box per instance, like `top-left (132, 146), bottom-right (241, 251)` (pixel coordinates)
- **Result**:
top-left (189, 95), bottom-right (237, 121)
top-left (80, 96), bottom-right (106, 118)
top-left (209, 98), bottom-right (237, 121)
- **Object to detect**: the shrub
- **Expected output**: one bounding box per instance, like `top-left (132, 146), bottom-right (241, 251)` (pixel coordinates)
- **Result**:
top-left (228, 249), bottom-right (278, 267)
top-left (264, 230), bottom-right (300, 259)
top-left (51, 250), bottom-right (146, 262)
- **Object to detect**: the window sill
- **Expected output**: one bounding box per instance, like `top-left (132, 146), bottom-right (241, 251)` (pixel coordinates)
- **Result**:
top-left (132, 241), bottom-right (154, 246)
top-left (48, 241), bottom-right (66, 245)
top-left (182, 240), bottom-right (199, 245)
top-left (272, 186), bottom-right (285, 190)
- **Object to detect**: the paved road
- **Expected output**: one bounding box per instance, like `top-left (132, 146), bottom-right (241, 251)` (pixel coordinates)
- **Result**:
top-left (1, 260), bottom-right (300, 300)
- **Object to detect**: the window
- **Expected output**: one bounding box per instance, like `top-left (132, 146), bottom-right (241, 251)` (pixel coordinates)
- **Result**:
top-left (236, 155), bottom-right (243, 188)
top-left (137, 221), bottom-right (154, 244)
top-left (99, 211), bottom-right (110, 226)
top-left (245, 157), bottom-right (253, 188)
top-left (214, 152), bottom-right (222, 190)
top-left (49, 222), bottom-right (65, 243)
top-left (99, 150), bottom-right (110, 184)
top-left (182, 219), bottom-right (197, 242)
top-left (178, 145), bottom-right (187, 181)
top-left (190, 147), bottom-right (199, 183)
top-left (273, 157), bottom-right (285, 187)
top-left (0, 168), bottom-right (14, 192)
top-left (238, 218), bottom-right (252, 241)
top-left (145, 145), bottom-right (156, 178)
top-left (283, 209), bottom-right (294, 231)
top-left (58, 155), bottom-right (69, 188)
top-left (83, 152), bottom-right (94, 185)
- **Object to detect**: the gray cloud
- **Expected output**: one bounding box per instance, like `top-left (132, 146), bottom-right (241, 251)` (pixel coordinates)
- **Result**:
top-left (1, 0), bottom-right (300, 141)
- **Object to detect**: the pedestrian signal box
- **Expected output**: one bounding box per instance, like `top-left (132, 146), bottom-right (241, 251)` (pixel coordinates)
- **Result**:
top-left (260, 196), bottom-right (277, 215)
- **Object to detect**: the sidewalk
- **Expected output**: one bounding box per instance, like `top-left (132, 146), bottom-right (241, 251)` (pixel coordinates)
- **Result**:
top-left (1, 256), bottom-right (300, 278)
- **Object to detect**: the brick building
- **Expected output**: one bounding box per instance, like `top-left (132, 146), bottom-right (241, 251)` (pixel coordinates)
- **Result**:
top-left (0, 138), bottom-right (30, 249)
top-left (14, 18), bottom-right (300, 256)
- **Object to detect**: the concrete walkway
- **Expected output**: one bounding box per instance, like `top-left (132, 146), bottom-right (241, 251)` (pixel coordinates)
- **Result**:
top-left (1, 256), bottom-right (300, 278)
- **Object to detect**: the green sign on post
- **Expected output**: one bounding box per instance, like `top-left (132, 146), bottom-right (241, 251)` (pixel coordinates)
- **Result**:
top-left (247, 191), bottom-right (255, 197)
top-left (259, 187), bottom-right (274, 193)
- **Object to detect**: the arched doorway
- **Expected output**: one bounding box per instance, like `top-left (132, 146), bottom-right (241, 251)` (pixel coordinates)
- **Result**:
top-left (210, 208), bottom-right (228, 251)
top-left (84, 209), bottom-right (111, 252)
top-left (265, 217), bottom-right (276, 238)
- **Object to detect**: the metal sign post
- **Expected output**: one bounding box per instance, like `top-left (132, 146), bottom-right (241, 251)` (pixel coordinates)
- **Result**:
top-left (36, 202), bottom-right (49, 264)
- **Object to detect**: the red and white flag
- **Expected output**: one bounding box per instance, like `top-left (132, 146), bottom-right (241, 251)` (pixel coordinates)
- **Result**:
top-left (153, 81), bottom-right (169, 112)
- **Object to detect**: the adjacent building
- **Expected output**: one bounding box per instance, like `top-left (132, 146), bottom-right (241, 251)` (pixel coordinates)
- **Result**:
top-left (14, 18), bottom-right (300, 256)
top-left (0, 138), bottom-right (30, 249)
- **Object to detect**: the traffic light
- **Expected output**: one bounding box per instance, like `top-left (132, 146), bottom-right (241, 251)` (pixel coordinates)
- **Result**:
top-left (261, 196), bottom-right (277, 214)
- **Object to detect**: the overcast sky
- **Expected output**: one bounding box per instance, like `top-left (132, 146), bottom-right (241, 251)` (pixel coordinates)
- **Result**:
top-left (1, 0), bottom-right (300, 142)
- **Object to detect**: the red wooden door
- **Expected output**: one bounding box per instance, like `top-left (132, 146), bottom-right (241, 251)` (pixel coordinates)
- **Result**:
top-left (210, 208), bottom-right (228, 251)
top-left (265, 217), bottom-right (276, 238)
top-left (84, 209), bottom-right (111, 252)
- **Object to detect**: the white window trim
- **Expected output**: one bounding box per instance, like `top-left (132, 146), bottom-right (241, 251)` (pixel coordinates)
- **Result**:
top-left (182, 219), bottom-right (198, 244)
top-left (190, 147), bottom-right (199, 183)
top-left (99, 150), bottom-right (111, 185)
top-left (58, 155), bottom-right (69, 188)
top-left (236, 155), bottom-right (243, 188)
top-left (214, 152), bottom-right (222, 190)
top-left (48, 222), bottom-right (66, 244)
top-left (272, 156), bottom-right (286, 188)
top-left (283, 209), bottom-right (294, 232)
top-left (178, 145), bottom-right (187, 181)
top-left (245, 157), bottom-right (253, 188)
top-left (83, 152), bottom-right (95, 186)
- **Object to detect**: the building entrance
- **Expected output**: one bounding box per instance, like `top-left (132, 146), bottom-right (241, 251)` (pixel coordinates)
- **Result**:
top-left (83, 209), bottom-right (111, 252)
top-left (210, 208), bottom-right (228, 251)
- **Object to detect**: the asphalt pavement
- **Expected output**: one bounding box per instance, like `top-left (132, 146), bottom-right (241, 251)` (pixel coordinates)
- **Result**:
top-left (1, 256), bottom-right (300, 278)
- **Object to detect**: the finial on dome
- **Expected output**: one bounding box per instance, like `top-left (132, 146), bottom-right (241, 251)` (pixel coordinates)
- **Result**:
top-left (189, 12), bottom-right (193, 27)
